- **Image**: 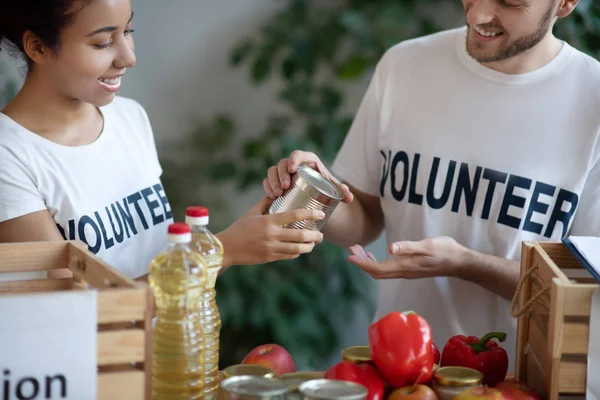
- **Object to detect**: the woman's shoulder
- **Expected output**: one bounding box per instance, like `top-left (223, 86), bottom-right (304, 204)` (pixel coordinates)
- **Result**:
top-left (0, 113), bottom-right (30, 153)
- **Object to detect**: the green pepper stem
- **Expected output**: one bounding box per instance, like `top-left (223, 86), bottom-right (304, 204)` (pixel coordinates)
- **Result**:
top-left (470, 332), bottom-right (507, 353)
top-left (402, 310), bottom-right (416, 315)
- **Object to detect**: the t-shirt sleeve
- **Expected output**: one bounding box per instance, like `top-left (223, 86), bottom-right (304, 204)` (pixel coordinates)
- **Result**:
top-left (570, 154), bottom-right (600, 236)
top-left (331, 51), bottom-right (389, 197)
top-left (0, 146), bottom-right (46, 223)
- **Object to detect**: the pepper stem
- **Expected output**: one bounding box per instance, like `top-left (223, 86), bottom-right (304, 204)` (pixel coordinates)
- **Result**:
top-left (402, 310), bottom-right (416, 315)
top-left (470, 332), bottom-right (507, 354)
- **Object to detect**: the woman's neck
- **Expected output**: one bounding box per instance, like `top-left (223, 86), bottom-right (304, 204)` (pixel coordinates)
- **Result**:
top-left (2, 70), bottom-right (104, 146)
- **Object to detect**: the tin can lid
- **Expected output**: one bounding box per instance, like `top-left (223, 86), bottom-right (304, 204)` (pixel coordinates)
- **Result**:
top-left (341, 346), bottom-right (371, 363)
top-left (278, 372), bottom-right (323, 391)
top-left (433, 366), bottom-right (483, 387)
top-left (223, 364), bottom-right (275, 379)
top-left (299, 379), bottom-right (367, 400)
top-left (221, 375), bottom-right (289, 396)
top-left (296, 164), bottom-right (343, 200)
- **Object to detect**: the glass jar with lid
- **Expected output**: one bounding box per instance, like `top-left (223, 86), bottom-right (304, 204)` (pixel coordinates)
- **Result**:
top-left (432, 366), bottom-right (483, 400)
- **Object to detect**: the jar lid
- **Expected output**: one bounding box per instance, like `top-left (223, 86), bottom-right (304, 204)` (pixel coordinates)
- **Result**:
top-left (341, 346), bottom-right (372, 363)
top-left (278, 372), bottom-right (323, 391)
top-left (222, 364), bottom-right (275, 379)
top-left (221, 375), bottom-right (288, 396)
top-left (296, 164), bottom-right (343, 200)
top-left (299, 379), bottom-right (367, 400)
top-left (433, 366), bottom-right (483, 387)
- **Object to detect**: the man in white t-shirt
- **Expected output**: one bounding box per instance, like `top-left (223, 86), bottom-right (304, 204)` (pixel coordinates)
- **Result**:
top-left (264, 0), bottom-right (600, 370)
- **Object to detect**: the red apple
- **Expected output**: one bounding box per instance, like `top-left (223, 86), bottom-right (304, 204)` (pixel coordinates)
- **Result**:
top-left (432, 343), bottom-right (441, 365)
top-left (241, 343), bottom-right (296, 376)
top-left (454, 387), bottom-right (516, 399)
top-left (388, 384), bottom-right (439, 400)
top-left (495, 379), bottom-right (542, 400)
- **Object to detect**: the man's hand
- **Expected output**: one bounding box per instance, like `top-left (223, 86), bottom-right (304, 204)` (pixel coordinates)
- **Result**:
top-left (263, 150), bottom-right (354, 203)
top-left (348, 236), bottom-right (520, 300)
top-left (348, 236), bottom-right (466, 279)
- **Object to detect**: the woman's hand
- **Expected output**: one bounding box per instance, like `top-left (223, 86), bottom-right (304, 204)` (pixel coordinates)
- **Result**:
top-left (217, 196), bottom-right (325, 269)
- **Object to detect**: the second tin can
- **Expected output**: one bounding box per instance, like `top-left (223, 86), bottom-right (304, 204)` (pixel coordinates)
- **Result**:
top-left (298, 379), bottom-right (367, 400)
top-left (268, 164), bottom-right (343, 231)
top-left (220, 375), bottom-right (288, 400)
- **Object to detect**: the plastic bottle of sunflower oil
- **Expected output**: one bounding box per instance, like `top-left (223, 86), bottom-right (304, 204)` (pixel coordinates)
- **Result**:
top-left (185, 206), bottom-right (224, 400)
top-left (149, 222), bottom-right (208, 400)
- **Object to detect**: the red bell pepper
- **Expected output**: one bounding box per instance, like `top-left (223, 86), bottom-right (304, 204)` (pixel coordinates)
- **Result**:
top-left (324, 361), bottom-right (385, 400)
top-left (368, 311), bottom-right (434, 388)
top-left (440, 331), bottom-right (509, 387)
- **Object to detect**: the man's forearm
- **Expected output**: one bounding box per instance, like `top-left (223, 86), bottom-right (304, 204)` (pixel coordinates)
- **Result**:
top-left (322, 196), bottom-right (384, 248)
top-left (456, 248), bottom-right (520, 301)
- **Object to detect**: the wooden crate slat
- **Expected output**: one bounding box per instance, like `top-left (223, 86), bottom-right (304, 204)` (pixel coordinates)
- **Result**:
top-left (537, 242), bottom-right (586, 269)
top-left (98, 370), bottom-right (145, 400)
top-left (98, 329), bottom-right (146, 366)
top-left (68, 244), bottom-right (134, 289)
top-left (0, 278), bottom-right (73, 293)
top-left (0, 241), bottom-right (69, 272)
top-left (98, 288), bottom-right (147, 324)
top-left (527, 311), bottom-right (549, 373)
top-left (558, 359), bottom-right (587, 394)
top-left (561, 322), bottom-right (589, 355)
top-left (562, 284), bottom-right (597, 317)
top-left (524, 345), bottom-right (547, 399)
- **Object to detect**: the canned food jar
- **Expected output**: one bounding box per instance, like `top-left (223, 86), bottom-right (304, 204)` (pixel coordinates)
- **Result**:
top-left (277, 372), bottom-right (322, 400)
top-left (299, 379), bottom-right (367, 400)
top-left (220, 375), bottom-right (289, 400)
top-left (223, 364), bottom-right (275, 379)
top-left (341, 346), bottom-right (372, 365)
top-left (431, 366), bottom-right (483, 400)
top-left (268, 164), bottom-right (343, 231)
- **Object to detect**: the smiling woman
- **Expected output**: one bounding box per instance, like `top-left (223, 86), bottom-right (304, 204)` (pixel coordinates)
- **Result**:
top-left (0, 0), bottom-right (325, 281)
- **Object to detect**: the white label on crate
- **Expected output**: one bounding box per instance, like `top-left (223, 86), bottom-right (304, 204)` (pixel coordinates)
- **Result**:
top-left (588, 289), bottom-right (600, 400)
top-left (0, 291), bottom-right (97, 400)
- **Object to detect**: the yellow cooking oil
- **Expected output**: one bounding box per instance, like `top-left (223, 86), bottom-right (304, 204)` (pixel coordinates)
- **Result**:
top-left (149, 222), bottom-right (208, 400)
top-left (186, 206), bottom-right (224, 400)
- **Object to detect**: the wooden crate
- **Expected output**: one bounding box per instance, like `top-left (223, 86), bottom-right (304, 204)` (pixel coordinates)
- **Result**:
top-left (0, 241), bottom-right (153, 400)
top-left (512, 241), bottom-right (598, 400)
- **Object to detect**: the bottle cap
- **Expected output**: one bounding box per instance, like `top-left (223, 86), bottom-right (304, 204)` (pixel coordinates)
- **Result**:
top-left (185, 206), bottom-right (209, 226)
top-left (167, 223), bottom-right (192, 243)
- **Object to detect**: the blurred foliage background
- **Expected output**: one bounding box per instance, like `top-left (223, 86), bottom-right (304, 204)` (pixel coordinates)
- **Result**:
top-left (1, 0), bottom-right (599, 371)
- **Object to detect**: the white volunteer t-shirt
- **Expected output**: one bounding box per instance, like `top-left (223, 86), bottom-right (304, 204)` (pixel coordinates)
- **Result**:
top-left (0, 96), bottom-right (173, 279)
top-left (332, 26), bottom-right (600, 370)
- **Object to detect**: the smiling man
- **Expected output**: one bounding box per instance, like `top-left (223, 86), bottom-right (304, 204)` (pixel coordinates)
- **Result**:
top-left (263, 0), bottom-right (600, 370)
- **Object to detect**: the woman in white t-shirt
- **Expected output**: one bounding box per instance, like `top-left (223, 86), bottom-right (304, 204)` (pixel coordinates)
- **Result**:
top-left (0, 0), bottom-right (324, 280)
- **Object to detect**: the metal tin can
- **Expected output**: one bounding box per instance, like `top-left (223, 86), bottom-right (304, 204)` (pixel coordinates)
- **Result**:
top-left (219, 375), bottom-right (289, 400)
top-left (223, 364), bottom-right (275, 379)
top-left (298, 379), bottom-right (367, 400)
top-left (268, 164), bottom-right (343, 231)
top-left (431, 366), bottom-right (483, 400)
top-left (277, 372), bottom-right (322, 400)
top-left (341, 346), bottom-right (372, 365)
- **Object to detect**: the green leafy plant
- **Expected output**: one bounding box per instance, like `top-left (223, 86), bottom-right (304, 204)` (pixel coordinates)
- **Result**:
top-left (161, 0), bottom-right (600, 371)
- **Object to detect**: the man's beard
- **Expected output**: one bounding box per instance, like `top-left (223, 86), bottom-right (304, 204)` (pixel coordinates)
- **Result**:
top-left (465, 3), bottom-right (555, 63)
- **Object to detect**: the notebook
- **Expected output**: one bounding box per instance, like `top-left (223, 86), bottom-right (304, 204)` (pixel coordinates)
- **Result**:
top-left (561, 236), bottom-right (600, 283)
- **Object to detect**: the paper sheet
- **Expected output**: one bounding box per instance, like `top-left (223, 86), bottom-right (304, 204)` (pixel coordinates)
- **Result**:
top-left (0, 290), bottom-right (98, 400)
